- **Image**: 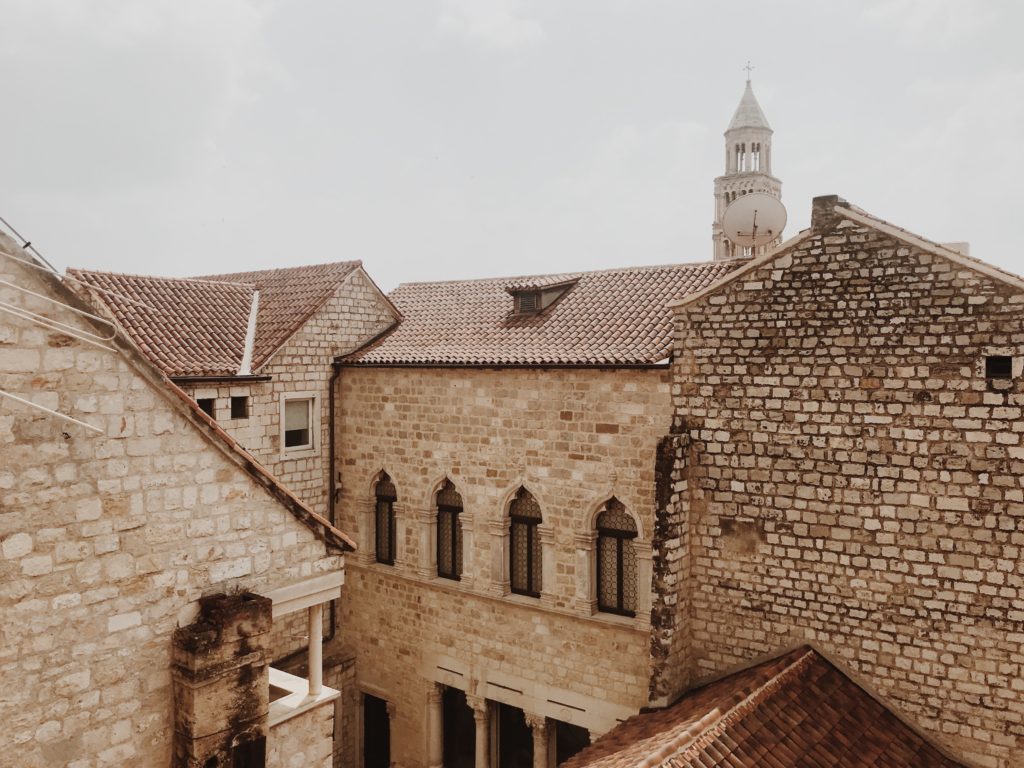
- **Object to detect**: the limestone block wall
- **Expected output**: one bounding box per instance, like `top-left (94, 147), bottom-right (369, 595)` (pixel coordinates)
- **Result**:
top-left (332, 366), bottom-right (674, 767)
top-left (671, 206), bottom-right (1024, 766)
top-left (0, 245), bottom-right (343, 768)
top-left (268, 704), bottom-right (335, 768)
top-left (179, 268), bottom-right (396, 518)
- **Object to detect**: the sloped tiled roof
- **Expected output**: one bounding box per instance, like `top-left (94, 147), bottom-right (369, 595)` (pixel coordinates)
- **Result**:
top-left (564, 647), bottom-right (965, 768)
top-left (64, 270), bottom-right (255, 377)
top-left (69, 261), bottom-right (361, 376)
top-left (343, 261), bottom-right (740, 367)
top-left (201, 261), bottom-right (361, 369)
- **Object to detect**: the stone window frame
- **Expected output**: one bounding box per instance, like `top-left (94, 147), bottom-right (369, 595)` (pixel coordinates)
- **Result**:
top-left (278, 390), bottom-right (319, 460)
top-left (574, 495), bottom-right (652, 625)
top-left (415, 475), bottom-right (476, 588)
top-left (435, 479), bottom-right (464, 581)
top-left (488, 484), bottom-right (555, 606)
top-left (358, 468), bottom-right (405, 569)
top-left (594, 498), bottom-right (638, 617)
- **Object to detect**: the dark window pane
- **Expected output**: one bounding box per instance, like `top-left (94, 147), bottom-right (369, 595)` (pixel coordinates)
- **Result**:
top-left (230, 396), bottom-right (248, 419)
top-left (597, 499), bottom-right (637, 616)
top-left (597, 535), bottom-right (618, 610)
top-left (986, 355), bottom-right (1013, 379)
top-left (284, 428), bottom-right (309, 448)
top-left (197, 398), bottom-right (215, 418)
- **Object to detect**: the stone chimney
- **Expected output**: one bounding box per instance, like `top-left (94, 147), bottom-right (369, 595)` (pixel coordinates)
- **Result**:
top-left (172, 592), bottom-right (272, 768)
top-left (810, 194), bottom-right (850, 234)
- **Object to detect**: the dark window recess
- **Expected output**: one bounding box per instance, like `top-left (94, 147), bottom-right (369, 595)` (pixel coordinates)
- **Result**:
top-left (496, 703), bottom-right (532, 768)
top-left (230, 396), bottom-right (249, 419)
top-left (196, 398), bottom-right (215, 418)
top-left (555, 721), bottom-right (591, 764)
top-left (436, 480), bottom-right (464, 580)
top-left (986, 355), bottom-right (1013, 380)
top-left (596, 498), bottom-right (638, 617)
top-left (375, 473), bottom-right (397, 565)
top-left (509, 487), bottom-right (542, 597)
top-left (442, 687), bottom-right (475, 768)
top-left (363, 694), bottom-right (391, 768)
top-left (231, 736), bottom-right (266, 768)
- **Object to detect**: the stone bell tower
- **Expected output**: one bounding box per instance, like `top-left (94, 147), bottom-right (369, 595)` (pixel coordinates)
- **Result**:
top-left (712, 69), bottom-right (782, 260)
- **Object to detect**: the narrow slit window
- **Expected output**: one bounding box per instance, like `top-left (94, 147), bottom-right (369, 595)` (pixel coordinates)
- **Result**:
top-left (986, 355), bottom-right (1013, 380)
top-left (230, 396), bottom-right (249, 420)
top-left (375, 473), bottom-right (397, 565)
top-left (436, 480), bottom-right (463, 581)
top-left (509, 487), bottom-right (542, 597)
top-left (196, 398), bottom-right (215, 418)
top-left (284, 398), bottom-right (312, 449)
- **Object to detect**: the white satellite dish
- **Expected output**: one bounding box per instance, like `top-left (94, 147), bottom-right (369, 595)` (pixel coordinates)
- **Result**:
top-left (722, 193), bottom-right (787, 247)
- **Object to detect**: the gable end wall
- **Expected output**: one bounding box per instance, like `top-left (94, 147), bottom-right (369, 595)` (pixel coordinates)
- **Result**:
top-left (672, 217), bottom-right (1024, 767)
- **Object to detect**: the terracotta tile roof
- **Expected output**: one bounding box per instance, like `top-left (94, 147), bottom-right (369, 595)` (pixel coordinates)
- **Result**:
top-left (64, 270), bottom-right (255, 377)
top-left (343, 261), bottom-right (741, 366)
top-left (564, 647), bottom-right (965, 768)
top-left (68, 261), bottom-right (361, 376)
top-left (200, 261), bottom-right (361, 368)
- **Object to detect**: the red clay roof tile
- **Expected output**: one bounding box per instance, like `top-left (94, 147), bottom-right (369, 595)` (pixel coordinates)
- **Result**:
top-left (564, 647), bottom-right (965, 768)
top-left (343, 261), bottom-right (741, 367)
top-left (68, 261), bottom-right (360, 376)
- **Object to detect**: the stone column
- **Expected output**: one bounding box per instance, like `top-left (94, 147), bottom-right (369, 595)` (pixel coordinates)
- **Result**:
top-left (426, 685), bottom-right (444, 768)
top-left (467, 694), bottom-right (489, 768)
top-left (308, 603), bottom-right (323, 695)
top-left (525, 713), bottom-right (549, 768)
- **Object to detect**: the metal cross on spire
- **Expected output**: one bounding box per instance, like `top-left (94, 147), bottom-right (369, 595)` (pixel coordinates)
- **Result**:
top-left (744, 60), bottom-right (754, 82)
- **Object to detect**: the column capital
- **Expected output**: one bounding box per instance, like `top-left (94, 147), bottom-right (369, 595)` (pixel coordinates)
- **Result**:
top-left (524, 712), bottom-right (547, 731)
top-left (466, 694), bottom-right (488, 716)
top-left (426, 684), bottom-right (443, 705)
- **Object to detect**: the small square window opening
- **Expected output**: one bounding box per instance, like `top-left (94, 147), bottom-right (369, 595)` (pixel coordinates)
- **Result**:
top-left (284, 398), bottom-right (313, 449)
top-left (985, 355), bottom-right (1013, 380)
top-left (196, 398), bottom-right (215, 418)
top-left (230, 396), bottom-right (249, 420)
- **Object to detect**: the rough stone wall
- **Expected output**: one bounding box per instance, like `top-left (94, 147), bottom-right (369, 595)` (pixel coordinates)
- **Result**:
top-left (180, 268), bottom-right (396, 518)
top-left (267, 704), bottom-right (334, 768)
top-left (646, 431), bottom-right (692, 704)
top-left (671, 205), bottom-right (1024, 766)
top-left (0, 245), bottom-right (342, 768)
top-left (333, 366), bottom-right (673, 767)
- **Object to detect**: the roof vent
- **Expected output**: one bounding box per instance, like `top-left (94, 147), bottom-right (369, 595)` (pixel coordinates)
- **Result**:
top-left (506, 277), bottom-right (578, 316)
top-left (516, 291), bottom-right (539, 314)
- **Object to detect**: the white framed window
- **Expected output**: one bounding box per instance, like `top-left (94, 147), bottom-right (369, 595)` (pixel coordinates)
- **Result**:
top-left (279, 392), bottom-right (318, 459)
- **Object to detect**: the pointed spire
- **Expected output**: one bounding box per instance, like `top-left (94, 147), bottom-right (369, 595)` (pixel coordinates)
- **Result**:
top-left (727, 80), bottom-right (772, 132)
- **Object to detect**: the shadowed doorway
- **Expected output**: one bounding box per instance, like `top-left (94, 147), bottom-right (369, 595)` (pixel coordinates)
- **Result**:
top-left (495, 702), bottom-right (531, 768)
top-left (443, 687), bottom-right (475, 768)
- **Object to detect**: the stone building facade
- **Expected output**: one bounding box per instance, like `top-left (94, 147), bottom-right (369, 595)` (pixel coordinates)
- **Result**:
top-left (0, 236), bottom-right (355, 767)
top-left (669, 196), bottom-right (1024, 767)
top-left (330, 263), bottom-right (737, 767)
top-left (70, 262), bottom-right (399, 519)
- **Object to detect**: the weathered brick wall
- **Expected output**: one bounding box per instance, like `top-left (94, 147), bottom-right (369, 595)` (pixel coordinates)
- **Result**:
top-left (180, 269), bottom-right (396, 518)
top-left (0, 244), bottom-right (343, 768)
top-left (332, 366), bottom-right (673, 767)
top-left (671, 202), bottom-right (1024, 766)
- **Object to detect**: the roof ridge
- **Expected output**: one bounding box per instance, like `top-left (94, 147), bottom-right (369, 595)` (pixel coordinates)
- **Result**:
top-left (197, 259), bottom-right (361, 280)
top-left (393, 258), bottom-right (742, 290)
top-left (68, 267), bottom-right (256, 290)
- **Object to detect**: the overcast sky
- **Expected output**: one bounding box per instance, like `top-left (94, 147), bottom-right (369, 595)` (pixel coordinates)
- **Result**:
top-left (2, 0), bottom-right (1022, 291)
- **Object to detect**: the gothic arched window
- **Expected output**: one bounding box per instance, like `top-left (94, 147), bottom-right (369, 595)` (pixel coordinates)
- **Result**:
top-left (374, 473), bottom-right (397, 565)
top-left (596, 499), bottom-right (637, 616)
top-left (436, 480), bottom-right (463, 581)
top-left (509, 488), bottom-right (542, 597)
